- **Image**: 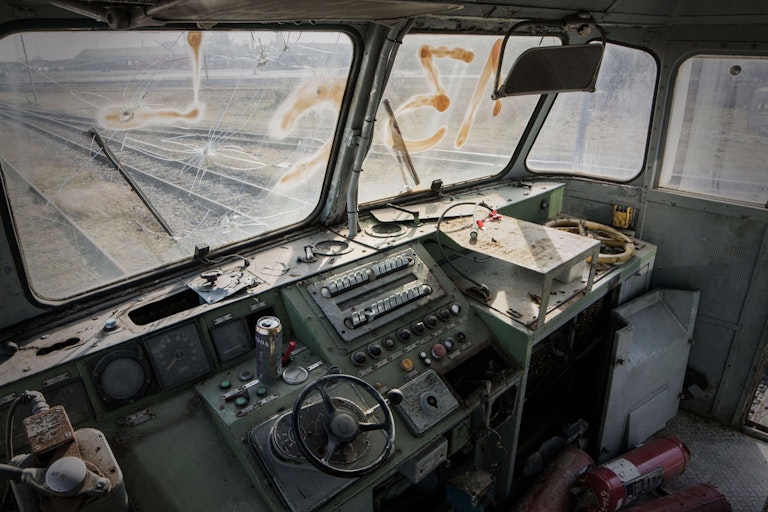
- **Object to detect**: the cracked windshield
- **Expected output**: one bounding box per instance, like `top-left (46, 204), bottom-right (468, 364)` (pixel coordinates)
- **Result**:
top-left (0, 30), bottom-right (353, 300)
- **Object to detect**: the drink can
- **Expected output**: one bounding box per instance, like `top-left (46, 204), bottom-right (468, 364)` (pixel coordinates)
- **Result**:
top-left (255, 316), bottom-right (283, 382)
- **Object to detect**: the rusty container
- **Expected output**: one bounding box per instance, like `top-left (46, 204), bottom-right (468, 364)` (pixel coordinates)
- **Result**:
top-left (512, 445), bottom-right (594, 512)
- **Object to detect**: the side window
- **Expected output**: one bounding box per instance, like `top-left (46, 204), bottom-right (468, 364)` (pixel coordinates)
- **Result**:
top-left (528, 43), bottom-right (656, 180)
top-left (659, 55), bottom-right (768, 205)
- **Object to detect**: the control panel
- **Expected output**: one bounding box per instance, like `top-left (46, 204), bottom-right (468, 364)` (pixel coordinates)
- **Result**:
top-left (284, 243), bottom-right (510, 388)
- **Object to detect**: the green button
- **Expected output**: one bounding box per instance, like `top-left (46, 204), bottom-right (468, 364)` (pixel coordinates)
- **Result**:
top-left (219, 380), bottom-right (232, 390)
top-left (234, 396), bottom-right (248, 407)
top-left (256, 387), bottom-right (267, 397)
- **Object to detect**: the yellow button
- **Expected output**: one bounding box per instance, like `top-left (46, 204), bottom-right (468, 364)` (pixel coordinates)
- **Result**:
top-left (401, 358), bottom-right (414, 371)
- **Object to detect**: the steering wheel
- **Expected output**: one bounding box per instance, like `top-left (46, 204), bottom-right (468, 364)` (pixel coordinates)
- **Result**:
top-left (291, 374), bottom-right (395, 478)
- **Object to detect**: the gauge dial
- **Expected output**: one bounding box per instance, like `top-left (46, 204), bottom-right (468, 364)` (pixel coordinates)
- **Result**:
top-left (93, 349), bottom-right (151, 407)
top-left (144, 322), bottom-right (211, 389)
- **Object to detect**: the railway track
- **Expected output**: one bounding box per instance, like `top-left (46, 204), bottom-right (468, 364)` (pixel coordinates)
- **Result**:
top-left (0, 103), bottom-right (320, 296)
top-left (0, 102), bottom-right (314, 227)
top-left (0, 100), bottom-right (509, 296)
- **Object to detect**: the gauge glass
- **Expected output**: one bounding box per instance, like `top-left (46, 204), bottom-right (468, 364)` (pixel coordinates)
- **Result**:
top-left (144, 322), bottom-right (211, 389)
top-left (93, 350), bottom-right (151, 406)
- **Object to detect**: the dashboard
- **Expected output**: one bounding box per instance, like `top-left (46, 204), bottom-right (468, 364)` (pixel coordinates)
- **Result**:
top-left (0, 182), bottom-right (657, 512)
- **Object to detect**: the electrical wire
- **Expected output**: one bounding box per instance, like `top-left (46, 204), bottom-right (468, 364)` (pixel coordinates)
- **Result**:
top-left (434, 200), bottom-right (495, 295)
top-left (199, 253), bottom-right (250, 269)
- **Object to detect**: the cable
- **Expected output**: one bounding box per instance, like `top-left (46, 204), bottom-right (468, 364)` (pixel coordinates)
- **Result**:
top-left (199, 253), bottom-right (250, 269)
top-left (434, 200), bottom-right (495, 296)
top-left (2, 391), bottom-right (49, 507)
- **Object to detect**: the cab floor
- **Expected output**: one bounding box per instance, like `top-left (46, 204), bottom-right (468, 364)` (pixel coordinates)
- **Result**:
top-left (654, 410), bottom-right (768, 512)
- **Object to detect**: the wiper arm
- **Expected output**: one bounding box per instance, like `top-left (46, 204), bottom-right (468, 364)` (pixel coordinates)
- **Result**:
top-left (90, 128), bottom-right (175, 237)
top-left (383, 99), bottom-right (420, 187)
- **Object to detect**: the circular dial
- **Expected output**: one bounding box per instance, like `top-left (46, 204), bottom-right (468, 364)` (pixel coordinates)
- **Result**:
top-left (93, 350), bottom-right (151, 407)
top-left (144, 323), bottom-right (211, 389)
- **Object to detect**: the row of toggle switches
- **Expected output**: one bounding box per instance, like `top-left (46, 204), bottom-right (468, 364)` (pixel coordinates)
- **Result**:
top-left (320, 253), bottom-right (415, 298)
top-left (344, 284), bottom-right (433, 329)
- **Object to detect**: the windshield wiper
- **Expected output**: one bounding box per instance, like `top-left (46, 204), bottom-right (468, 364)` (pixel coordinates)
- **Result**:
top-left (383, 98), bottom-right (420, 187)
top-left (90, 128), bottom-right (175, 237)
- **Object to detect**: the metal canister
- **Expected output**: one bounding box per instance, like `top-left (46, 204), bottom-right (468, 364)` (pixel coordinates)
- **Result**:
top-left (255, 316), bottom-right (283, 382)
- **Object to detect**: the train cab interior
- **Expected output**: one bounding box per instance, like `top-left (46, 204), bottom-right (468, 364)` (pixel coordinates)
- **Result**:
top-left (0, 0), bottom-right (767, 511)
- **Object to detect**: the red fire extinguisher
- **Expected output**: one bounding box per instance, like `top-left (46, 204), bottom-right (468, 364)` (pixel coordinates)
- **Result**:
top-left (572, 436), bottom-right (690, 512)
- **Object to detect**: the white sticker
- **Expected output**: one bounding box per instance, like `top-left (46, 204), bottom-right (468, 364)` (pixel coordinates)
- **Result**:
top-left (603, 458), bottom-right (641, 482)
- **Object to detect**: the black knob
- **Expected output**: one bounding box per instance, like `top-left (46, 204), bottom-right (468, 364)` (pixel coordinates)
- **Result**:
top-left (398, 328), bottom-right (412, 342)
top-left (438, 308), bottom-right (450, 321)
top-left (457, 331), bottom-right (467, 342)
top-left (449, 303), bottom-right (462, 316)
top-left (442, 337), bottom-right (456, 351)
top-left (425, 315), bottom-right (438, 328)
top-left (412, 321), bottom-right (426, 335)
top-left (383, 337), bottom-right (396, 349)
top-left (368, 344), bottom-right (383, 358)
top-left (351, 352), bottom-right (367, 366)
top-left (388, 389), bottom-right (404, 405)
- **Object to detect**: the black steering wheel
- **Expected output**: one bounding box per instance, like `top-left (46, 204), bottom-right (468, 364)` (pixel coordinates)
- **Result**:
top-left (291, 374), bottom-right (395, 478)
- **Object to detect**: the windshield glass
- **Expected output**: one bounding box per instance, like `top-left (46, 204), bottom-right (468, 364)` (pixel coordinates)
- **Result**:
top-left (360, 34), bottom-right (558, 203)
top-left (0, 30), bottom-right (353, 300)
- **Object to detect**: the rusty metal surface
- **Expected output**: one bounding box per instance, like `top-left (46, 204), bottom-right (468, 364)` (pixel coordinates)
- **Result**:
top-left (22, 405), bottom-right (76, 455)
top-left (511, 445), bottom-right (593, 512)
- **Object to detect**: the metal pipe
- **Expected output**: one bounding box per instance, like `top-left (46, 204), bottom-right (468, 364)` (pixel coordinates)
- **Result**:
top-left (346, 21), bottom-right (412, 238)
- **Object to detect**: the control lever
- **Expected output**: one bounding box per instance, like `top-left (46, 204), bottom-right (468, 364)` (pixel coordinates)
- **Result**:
top-left (0, 457), bottom-right (111, 498)
top-left (296, 245), bottom-right (317, 263)
top-left (282, 340), bottom-right (298, 365)
top-left (385, 203), bottom-right (421, 227)
top-left (363, 388), bottom-right (403, 417)
top-left (222, 377), bottom-right (262, 402)
top-left (387, 388), bottom-right (404, 405)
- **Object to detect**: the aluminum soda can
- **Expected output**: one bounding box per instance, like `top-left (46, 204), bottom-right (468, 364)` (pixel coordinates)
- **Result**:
top-left (255, 316), bottom-right (283, 382)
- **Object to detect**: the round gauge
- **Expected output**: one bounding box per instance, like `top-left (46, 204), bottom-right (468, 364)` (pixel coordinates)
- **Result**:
top-left (282, 366), bottom-right (309, 385)
top-left (93, 350), bottom-right (151, 407)
top-left (269, 412), bottom-right (307, 462)
top-left (144, 322), bottom-right (211, 389)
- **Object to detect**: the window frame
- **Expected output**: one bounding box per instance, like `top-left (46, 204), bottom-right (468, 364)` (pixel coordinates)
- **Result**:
top-left (524, 41), bottom-right (659, 184)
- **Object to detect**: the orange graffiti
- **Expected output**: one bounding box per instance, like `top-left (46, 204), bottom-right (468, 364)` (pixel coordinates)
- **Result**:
top-left (456, 38), bottom-right (503, 147)
top-left (384, 45), bottom-right (475, 153)
top-left (270, 77), bottom-right (345, 138)
top-left (96, 31), bottom-right (205, 131)
top-left (276, 141), bottom-right (332, 187)
top-left (269, 76), bottom-right (346, 187)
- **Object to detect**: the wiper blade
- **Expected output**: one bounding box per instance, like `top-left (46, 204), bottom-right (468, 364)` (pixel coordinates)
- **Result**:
top-left (383, 99), bottom-right (420, 187)
top-left (90, 128), bottom-right (175, 237)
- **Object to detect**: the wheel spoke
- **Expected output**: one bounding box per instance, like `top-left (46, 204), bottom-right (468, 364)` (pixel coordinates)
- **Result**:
top-left (315, 381), bottom-right (336, 414)
top-left (321, 437), bottom-right (341, 463)
top-left (358, 420), bottom-right (388, 432)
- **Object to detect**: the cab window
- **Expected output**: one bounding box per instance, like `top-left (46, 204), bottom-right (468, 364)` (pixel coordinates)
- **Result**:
top-left (659, 54), bottom-right (768, 205)
top-left (0, 30), bottom-right (354, 300)
top-left (527, 43), bottom-right (657, 180)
